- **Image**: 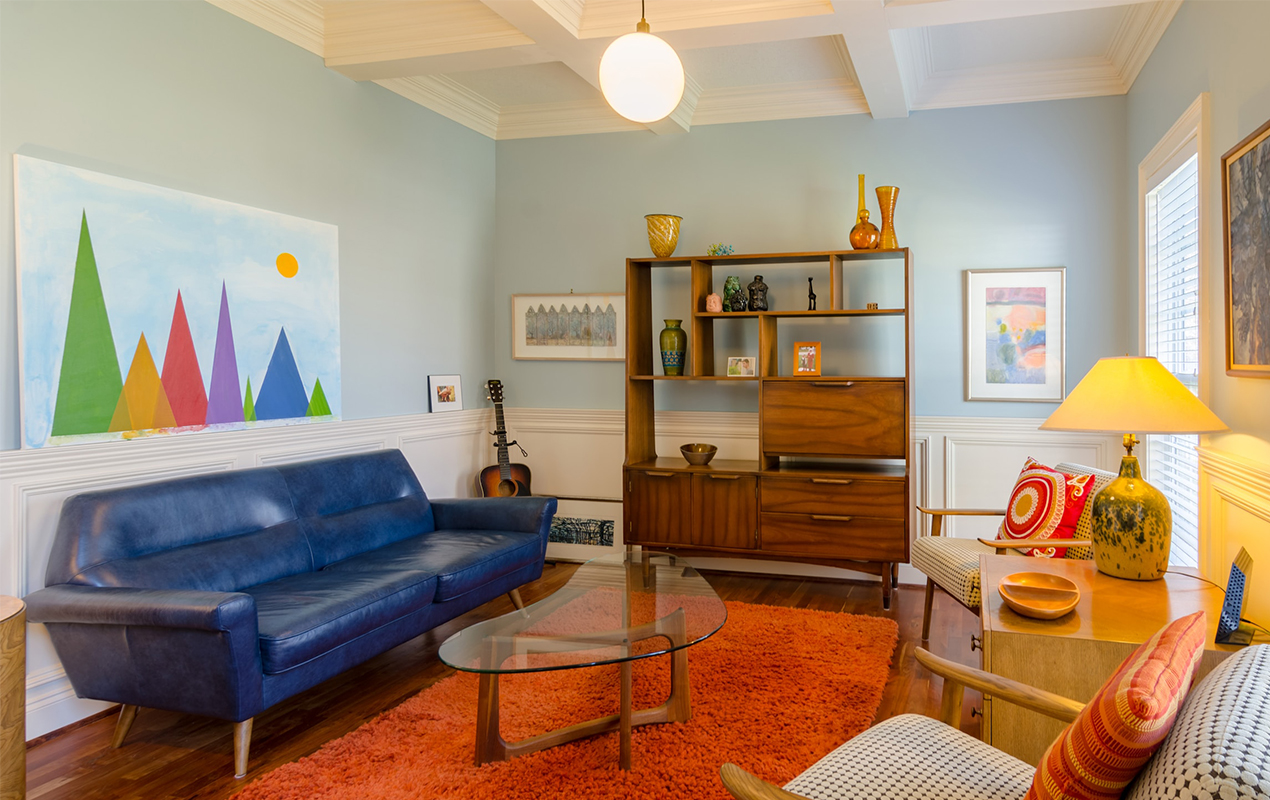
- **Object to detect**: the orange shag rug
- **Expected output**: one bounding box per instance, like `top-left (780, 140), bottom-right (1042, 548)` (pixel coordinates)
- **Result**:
top-left (237, 600), bottom-right (899, 800)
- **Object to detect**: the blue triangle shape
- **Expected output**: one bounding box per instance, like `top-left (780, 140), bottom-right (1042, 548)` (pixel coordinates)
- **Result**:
top-left (254, 328), bottom-right (310, 421)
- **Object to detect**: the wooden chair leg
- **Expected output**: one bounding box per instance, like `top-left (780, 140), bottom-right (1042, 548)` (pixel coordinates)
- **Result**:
top-left (233, 718), bottom-right (253, 779)
top-left (922, 578), bottom-right (936, 640)
top-left (891, 561), bottom-right (899, 588)
top-left (111, 704), bottom-right (138, 748)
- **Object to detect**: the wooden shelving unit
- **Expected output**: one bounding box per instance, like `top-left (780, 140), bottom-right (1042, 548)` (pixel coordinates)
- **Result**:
top-left (623, 249), bottom-right (915, 608)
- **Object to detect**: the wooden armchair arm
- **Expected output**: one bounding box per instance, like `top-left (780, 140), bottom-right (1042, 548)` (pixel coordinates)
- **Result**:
top-left (720, 763), bottom-right (810, 800)
top-left (977, 537), bottom-right (1092, 555)
top-left (915, 506), bottom-right (1006, 537)
top-left (915, 647), bottom-right (1084, 726)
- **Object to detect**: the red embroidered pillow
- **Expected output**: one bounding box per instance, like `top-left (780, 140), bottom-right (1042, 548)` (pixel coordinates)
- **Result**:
top-left (998, 458), bottom-right (1095, 557)
top-left (1025, 611), bottom-right (1207, 800)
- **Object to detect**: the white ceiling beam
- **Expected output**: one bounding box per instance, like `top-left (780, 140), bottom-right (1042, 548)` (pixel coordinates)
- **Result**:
top-left (832, 1), bottom-right (909, 119)
top-left (328, 46), bottom-right (556, 82)
top-left (883, 0), bottom-right (1150, 30)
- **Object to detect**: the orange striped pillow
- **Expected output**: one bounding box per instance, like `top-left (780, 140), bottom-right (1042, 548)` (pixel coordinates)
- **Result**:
top-left (1025, 611), bottom-right (1207, 800)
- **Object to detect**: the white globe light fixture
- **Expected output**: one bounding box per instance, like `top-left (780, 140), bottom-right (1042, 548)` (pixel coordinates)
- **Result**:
top-left (599, 5), bottom-right (684, 124)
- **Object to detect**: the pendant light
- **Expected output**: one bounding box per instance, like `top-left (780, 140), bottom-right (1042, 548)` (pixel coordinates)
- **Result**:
top-left (599, 0), bottom-right (685, 124)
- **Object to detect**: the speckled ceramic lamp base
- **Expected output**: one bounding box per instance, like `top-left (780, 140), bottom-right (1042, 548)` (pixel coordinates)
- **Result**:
top-left (1091, 453), bottom-right (1172, 580)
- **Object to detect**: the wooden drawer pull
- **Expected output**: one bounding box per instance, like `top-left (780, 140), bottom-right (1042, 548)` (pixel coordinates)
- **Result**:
top-left (811, 381), bottom-right (854, 388)
top-left (708, 474), bottom-right (741, 480)
top-left (810, 478), bottom-right (854, 485)
top-left (810, 514), bottom-right (854, 522)
top-left (645, 471), bottom-right (676, 477)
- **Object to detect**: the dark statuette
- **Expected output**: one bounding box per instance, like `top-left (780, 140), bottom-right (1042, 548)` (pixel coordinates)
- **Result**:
top-left (728, 282), bottom-right (749, 312)
top-left (808, 277), bottom-right (817, 311)
top-left (748, 275), bottom-right (769, 312)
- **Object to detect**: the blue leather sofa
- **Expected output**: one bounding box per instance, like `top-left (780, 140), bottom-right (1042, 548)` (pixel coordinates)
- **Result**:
top-left (24, 449), bottom-right (556, 777)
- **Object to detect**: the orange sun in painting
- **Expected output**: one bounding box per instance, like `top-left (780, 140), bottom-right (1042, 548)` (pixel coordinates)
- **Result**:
top-left (276, 252), bottom-right (299, 278)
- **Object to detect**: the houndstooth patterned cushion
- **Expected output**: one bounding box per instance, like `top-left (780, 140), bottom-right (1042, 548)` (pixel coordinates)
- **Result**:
top-left (784, 714), bottom-right (1034, 800)
top-left (912, 535), bottom-right (994, 608)
top-left (1054, 462), bottom-right (1117, 561)
top-left (1126, 645), bottom-right (1270, 800)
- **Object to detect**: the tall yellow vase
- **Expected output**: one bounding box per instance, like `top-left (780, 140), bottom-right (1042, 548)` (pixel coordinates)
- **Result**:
top-left (876, 186), bottom-right (899, 250)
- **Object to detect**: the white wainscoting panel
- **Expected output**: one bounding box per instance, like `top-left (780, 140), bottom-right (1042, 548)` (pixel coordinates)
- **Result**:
top-left (1, 410), bottom-right (490, 738)
top-left (1198, 447), bottom-right (1270, 627)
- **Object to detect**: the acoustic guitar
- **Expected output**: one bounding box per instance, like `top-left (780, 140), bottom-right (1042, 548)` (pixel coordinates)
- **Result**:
top-left (477, 379), bottom-right (532, 497)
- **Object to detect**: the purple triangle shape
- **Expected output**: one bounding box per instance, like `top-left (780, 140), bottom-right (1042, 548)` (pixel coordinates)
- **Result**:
top-left (206, 283), bottom-right (245, 424)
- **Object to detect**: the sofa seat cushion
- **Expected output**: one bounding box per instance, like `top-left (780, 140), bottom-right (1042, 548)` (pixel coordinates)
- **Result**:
top-left (322, 530), bottom-right (542, 602)
top-left (246, 569), bottom-right (438, 674)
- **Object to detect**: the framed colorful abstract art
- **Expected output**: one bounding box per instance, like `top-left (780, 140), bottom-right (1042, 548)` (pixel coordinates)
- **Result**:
top-left (14, 155), bottom-right (340, 448)
top-left (964, 268), bottom-right (1066, 402)
top-left (1222, 117), bottom-right (1270, 377)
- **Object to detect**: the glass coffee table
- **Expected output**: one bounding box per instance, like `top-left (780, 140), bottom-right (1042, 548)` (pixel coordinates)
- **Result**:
top-left (439, 550), bottom-right (727, 770)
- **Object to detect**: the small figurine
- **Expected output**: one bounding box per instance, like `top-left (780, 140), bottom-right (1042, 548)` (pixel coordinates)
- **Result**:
top-left (808, 277), bottom-right (817, 311)
top-left (748, 275), bottom-right (769, 312)
top-left (724, 276), bottom-right (746, 312)
top-left (706, 292), bottom-right (723, 313)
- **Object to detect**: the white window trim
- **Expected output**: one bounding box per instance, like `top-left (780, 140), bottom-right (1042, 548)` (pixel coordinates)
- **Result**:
top-left (1136, 91), bottom-right (1210, 573)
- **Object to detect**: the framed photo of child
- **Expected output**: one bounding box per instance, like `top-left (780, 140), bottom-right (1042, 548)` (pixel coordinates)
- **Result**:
top-left (793, 342), bottom-right (821, 376)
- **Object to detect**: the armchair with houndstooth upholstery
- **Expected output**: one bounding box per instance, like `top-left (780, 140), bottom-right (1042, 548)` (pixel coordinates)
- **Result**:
top-left (911, 462), bottom-right (1116, 640)
top-left (720, 644), bottom-right (1270, 800)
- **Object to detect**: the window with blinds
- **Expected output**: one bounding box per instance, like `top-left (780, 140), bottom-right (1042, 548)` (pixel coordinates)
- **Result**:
top-left (1143, 153), bottom-right (1200, 568)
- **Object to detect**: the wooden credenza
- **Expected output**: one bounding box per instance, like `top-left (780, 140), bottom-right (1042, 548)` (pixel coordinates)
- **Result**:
top-left (978, 555), bottom-right (1238, 766)
top-left (623, 250), bottom-right (914, 608)
top-left (0, 597), bottom-right (24, 800)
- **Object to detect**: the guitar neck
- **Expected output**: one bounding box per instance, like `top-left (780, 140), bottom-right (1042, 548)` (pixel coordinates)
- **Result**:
top-left (492, 402), bottom-right (512, 480)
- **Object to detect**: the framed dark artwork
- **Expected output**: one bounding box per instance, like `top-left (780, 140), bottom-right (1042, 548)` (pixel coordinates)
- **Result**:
top-left (544, 498), bottom-right (623, 561)
top-left (1222, 117), bottom-right (1270, 377)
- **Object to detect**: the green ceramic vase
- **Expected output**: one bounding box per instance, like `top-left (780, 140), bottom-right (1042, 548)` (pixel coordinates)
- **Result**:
top-left (660, 319), bottom-right (686, 376)
top-left (1091, 454), bottom-right (1172, 580)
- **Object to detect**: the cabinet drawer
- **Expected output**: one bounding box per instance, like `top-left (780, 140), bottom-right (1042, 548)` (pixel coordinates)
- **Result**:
top-left (762, 475), bottom-right (905, 518)
top-left (760, 512), bottom-right (907, 561)
top-left (627, 469), bottom-right (692, 546)
top-left (761, 380), bottom-right (905, 458)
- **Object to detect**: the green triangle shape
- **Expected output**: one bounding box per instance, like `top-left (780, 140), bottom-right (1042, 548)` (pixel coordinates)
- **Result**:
top-left (243, 376), bottom-right (257, 422)
top-left (52, 213), bottom-right (123, 437)
top-left (306, 377), bottom-right (331, 417)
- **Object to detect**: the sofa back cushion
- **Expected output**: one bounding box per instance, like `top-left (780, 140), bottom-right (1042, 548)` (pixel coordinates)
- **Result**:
top-left (276, 449), bottom-right (434, 568)
top-left (1126, 644), bottom-right (1269, 800)
top-left (47, 467), bottom-right (309, 591)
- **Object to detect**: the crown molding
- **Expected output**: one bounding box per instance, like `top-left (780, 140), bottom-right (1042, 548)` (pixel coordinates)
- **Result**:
top-left (535, 0), bottom-right (587, 38)
top-left (205, 0), bottom-right (324, 56)
top-left (577, 0), bottom-right (833, 39)
top-left (693, 78), bottom-right (868, 127)
top-left (374, 76), bottom-right (501, 139)
top-left (495, 98), bottom-right (643, 140)
top-left (1107, 0), bottom-right (1182, 91)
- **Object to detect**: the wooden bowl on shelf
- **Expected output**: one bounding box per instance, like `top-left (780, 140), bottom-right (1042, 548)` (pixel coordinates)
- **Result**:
top-left (998, 572), bottom-right (1080, 620)
top-left (680, 443), bottom-right (718, 466)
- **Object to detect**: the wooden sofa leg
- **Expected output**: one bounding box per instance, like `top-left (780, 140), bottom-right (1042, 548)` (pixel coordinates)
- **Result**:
top-left (508, 589), bottom-right (527, 616)
top-left (111, 704), bottom-right (138, 748)
top-left (922, 579), bottom-right (935, 641)
top-left (233, 718), bottom-right (253, 779)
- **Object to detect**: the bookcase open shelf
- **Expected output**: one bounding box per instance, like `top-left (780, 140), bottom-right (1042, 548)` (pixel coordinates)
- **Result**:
top-left (623, 248), bottom-right (914, 608)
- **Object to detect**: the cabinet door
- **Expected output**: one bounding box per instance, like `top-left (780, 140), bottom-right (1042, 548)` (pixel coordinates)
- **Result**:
top-left (627, 470), bottom-right (693, 546)
top-left (762, 380), bottom-right (905, 457)
top-left (692, 474), bottom-right (758, 550)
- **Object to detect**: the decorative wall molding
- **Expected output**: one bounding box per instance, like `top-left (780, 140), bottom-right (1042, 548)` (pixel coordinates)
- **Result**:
top-left (375, 76), bottom-right (501, 139)
top-left (1197, 445), bottom-right (1270, 628)
top-left (1107, 0), bottom-right (1182, 89)
top-left (206, 0), bottom-right (324, 56)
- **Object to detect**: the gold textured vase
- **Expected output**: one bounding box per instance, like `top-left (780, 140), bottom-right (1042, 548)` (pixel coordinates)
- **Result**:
top-left (876, 186), bottom-right (898, 250)
top-left (1091, 451), bottom-right (1172, 580)
top-left (645, 214), bottom-right (682, 258)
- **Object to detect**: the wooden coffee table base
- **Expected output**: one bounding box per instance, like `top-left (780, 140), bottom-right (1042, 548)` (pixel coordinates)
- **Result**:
top-left (474, 608), bottom-right (691, 770)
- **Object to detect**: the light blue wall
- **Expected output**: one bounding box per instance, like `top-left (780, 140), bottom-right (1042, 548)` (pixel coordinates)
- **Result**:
top-left (493, 100), bottom-right (1131, 416)
top-left (0, 1), bottom-right (496, 450)
top-left (1127, 0), bottom-right (1270, 462)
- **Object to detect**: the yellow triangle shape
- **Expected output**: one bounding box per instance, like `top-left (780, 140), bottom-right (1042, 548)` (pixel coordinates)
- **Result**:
top-left (121, 334), bottom-right (164, 430)
top-left (107, 389), bottom-right (132, 433)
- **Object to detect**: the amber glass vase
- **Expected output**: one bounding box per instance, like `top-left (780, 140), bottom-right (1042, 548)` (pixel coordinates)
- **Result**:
top-left (876, 186), bottom-right (898, 250)
top-left (645, 214), bottom-right (682, 258)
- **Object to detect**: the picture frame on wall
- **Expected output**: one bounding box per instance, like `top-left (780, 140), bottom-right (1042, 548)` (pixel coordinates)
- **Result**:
top-left (793, 342), bottom-right (821, 376)
top-left (427, 374), bottom-right (463, 412)
top-left (964, 268), bottom-right (1066, 402)
top-left (1221, 117), bottom-right (1270, 378)
top-left (512, 293), bottom-right (625, 361)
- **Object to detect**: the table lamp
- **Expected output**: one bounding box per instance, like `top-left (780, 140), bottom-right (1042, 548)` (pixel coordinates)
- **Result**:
top-left (1039, 356), bottom-right (1227, 580)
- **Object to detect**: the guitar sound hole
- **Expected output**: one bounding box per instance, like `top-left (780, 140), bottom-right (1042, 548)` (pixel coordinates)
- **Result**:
top-left (497, 479), bottom-right (517, 497)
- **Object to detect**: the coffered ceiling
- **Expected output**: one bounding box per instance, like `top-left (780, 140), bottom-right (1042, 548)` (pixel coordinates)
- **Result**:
top-left (209, 0), bottom-right (1181, 139)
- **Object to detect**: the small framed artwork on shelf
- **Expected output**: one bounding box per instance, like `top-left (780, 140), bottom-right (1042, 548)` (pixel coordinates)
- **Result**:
top-left (964, 267), bottom-right (1066, 401)
top-left (726, 356), bottom-right (756, 377)
top-left (512, 293), bottom-right (625, 361)
top-left (793, 341), bottom-right (821, 376)
top-left (428, 375), bottom-right (463, 412)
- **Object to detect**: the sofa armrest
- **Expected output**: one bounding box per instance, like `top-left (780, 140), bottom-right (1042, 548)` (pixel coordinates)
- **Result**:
top-left (25, 584), bottom-right (256, 632)
top-left (431, 497), bottom-right (558, 539)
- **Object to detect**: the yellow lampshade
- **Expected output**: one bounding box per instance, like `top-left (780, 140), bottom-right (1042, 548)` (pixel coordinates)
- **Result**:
top-left (1039, 356), bottom-right (1227, 434)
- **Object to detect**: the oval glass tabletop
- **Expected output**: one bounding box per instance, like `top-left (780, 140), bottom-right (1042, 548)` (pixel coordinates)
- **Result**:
top-left (439, 550), bottom-right (727, 674)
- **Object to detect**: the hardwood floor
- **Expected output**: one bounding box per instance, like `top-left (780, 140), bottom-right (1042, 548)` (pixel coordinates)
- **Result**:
top-left (25, 565), bottom-right (982, 799)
